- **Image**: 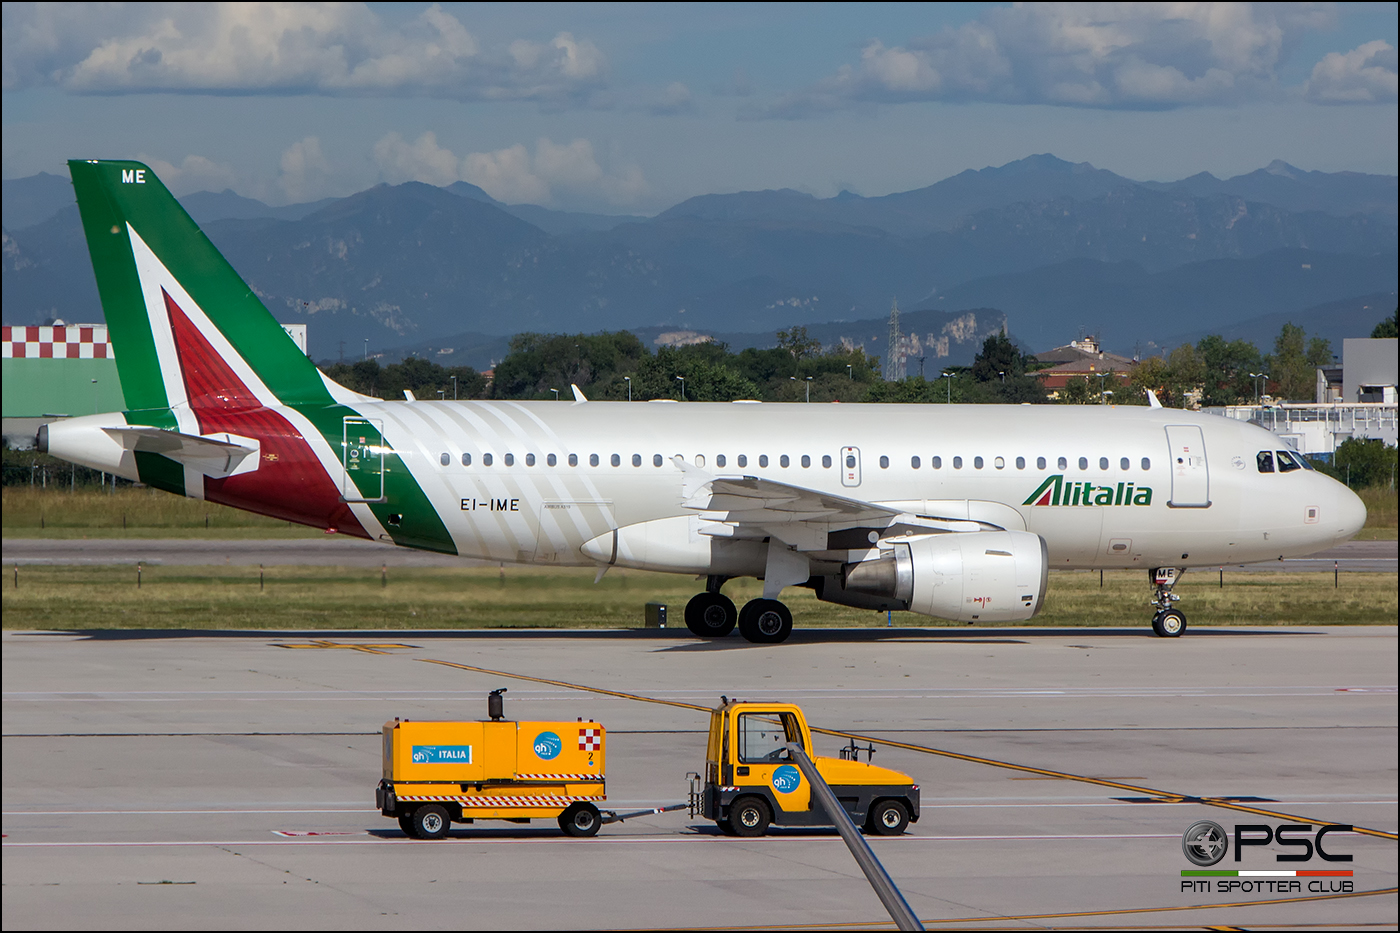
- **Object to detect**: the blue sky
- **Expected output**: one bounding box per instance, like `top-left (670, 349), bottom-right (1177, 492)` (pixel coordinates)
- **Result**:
top-left (3, 2), bottom-right (1396, 213)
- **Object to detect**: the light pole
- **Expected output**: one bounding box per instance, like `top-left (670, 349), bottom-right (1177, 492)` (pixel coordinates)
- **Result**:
top-left (363, 339), bottom-right (368, 361)
top-left (805, 375), bottom-right (812, 402)
top-left (451, 375), bottom-right (457, 400)
top-left (676, 376), bottom-right (685, 401)
top-left (437, 389), bottom-right (445, 400)
top-left (1249, 372), bottom-right (1267, 404)
top-left (846, 364), bottom-right (853, 381)
top-left (940, 372), bottom-right (953, 403)
top-left (999, 370), bottom-right (1006, 384)
top-left (1095, 372), bottom-right (1110, 403)
top-left (917, 356), bottom-right (926, 380)
top-left (550, 388), bottom-right (559, 400)
top-left (624, 376), bottom-right (632, 401)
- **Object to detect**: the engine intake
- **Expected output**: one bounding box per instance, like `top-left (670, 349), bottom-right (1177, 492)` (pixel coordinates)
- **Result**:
top-left (840, 530), bottom-right (1048, 622)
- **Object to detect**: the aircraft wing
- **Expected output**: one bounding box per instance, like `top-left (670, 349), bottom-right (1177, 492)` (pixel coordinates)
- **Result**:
top-left (674, 456), bottom-right (980, 551)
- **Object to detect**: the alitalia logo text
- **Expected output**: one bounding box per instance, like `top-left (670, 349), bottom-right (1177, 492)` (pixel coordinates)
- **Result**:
top-left (1023, 475), bottom-right (1153, 507)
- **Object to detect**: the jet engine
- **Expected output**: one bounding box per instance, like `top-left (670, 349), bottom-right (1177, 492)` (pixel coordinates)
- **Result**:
top-left (839, 530), bottom-right (1048, 622)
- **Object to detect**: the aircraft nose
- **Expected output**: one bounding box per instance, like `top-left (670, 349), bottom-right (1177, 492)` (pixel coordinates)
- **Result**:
top-left (1333, 482), bottom-right (1367, 541)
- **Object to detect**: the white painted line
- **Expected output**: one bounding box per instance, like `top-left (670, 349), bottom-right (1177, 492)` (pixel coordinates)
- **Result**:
top-left (2, 832), bottom-right (1182, 848)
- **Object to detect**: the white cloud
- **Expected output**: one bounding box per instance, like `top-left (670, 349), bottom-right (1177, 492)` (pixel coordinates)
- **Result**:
top-left (279, 136), bottom-right (333, 202)
top-left (2, 2), bottom-right (607, 105)
top-left (762, 2), bottom-right (1351, 115)
top-left (649, 81), bottom-right (697, 115)
top-left (139, 153), bottom-right (239, 196)
top-left (1305, 40), bottom-right (1399, 103)
top-left (370, 132), bottom-right (647, 208)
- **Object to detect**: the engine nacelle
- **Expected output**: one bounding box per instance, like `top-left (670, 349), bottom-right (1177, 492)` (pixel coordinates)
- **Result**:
top-left (842, 530), bottom-right (1048, 622)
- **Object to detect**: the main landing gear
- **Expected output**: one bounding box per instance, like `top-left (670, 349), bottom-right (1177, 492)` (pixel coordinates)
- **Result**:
top-left (685, 577), bottom-right (794, 644)
top-left (1150, 567), bottom-right (1186, 637)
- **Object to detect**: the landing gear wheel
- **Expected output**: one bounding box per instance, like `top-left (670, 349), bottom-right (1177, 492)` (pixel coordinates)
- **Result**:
top-left (685, 592), bottom-right (737, 638)
top-left (865, 799), bottom-right (910, 836)
top-left (1152, 608), bottom-right (1186, 637)
top-left (558, 802), bottom-right (601, 837)
top-left (738, 598), bottom-right (793, 644)
top-left (397, 813), bottom-right (417, 837)
top-left (729, 797), bottom-right (771, 837)
top-left (410, 804), bottom-right (450, 840)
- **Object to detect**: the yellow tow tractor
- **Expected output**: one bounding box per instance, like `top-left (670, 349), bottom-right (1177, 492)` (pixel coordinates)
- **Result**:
top-left (377, 689), bottom-right (678, 839)
top-left (689, 697), bottom-right (920, 837)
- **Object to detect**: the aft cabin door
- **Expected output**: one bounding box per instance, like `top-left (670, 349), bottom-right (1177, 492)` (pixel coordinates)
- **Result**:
top-left (1165, 425), bottom-right (1209, 508)
top-left (840, 447), bottom-right (861, 487)
top-left (342, 417), bottom-right (385, 503)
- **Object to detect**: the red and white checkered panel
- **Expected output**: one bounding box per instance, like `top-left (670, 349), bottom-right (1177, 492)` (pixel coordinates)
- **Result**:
top-left (1, 325), bottom-right (113, 359)
top-left (578, 727), bottom-right (602, 751)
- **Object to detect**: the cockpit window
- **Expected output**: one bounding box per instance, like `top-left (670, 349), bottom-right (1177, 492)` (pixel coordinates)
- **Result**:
top-left (1276, 450), bottom-right (1303, 473)
top-left (1256, 451), bottom-right (1274, 473)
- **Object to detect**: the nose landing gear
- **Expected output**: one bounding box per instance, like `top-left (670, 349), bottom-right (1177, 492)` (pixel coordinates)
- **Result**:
top-left (1150, 567), bottom-right (1186, 637)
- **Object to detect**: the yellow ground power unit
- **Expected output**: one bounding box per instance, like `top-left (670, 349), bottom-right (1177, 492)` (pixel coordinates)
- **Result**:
top-left (377, 689), bottom-right (678, 839)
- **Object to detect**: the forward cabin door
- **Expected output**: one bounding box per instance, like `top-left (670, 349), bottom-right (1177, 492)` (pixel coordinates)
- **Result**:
top-left (840, 447), bottom-right (861, 487)
top-left (1165, 425), bottom-right (1210, 507)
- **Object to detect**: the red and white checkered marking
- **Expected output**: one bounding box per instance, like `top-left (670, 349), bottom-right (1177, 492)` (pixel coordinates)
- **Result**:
top-left (514, 773), bottom-right (604, 781)
top-left (1, 325), bottom-right (113, 359)
top-left (578, 727), bottom-right (602, 751)
top-left (397, 795), bottom-right (603, 806)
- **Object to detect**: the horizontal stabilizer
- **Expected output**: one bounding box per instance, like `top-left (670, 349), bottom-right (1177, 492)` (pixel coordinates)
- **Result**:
top-left (102, 426), bottom-right (260, 477)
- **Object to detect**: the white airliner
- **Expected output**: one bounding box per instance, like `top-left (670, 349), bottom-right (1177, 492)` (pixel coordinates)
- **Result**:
top-left (41, 161), bottom-right (1367, 643)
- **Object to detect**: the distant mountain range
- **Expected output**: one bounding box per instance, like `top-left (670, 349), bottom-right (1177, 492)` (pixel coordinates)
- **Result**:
top-left (4, 154), bottom-right (1395, 359)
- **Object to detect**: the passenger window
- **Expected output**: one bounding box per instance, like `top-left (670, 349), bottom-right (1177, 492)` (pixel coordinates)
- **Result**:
top-left (932, 456), bottom-right (942, 469)
top-left (1276, 450), bottom-right (1303, 473)
top-left (462, 453), bottom-right (472, 467)
top-left (504, 453), bottom-right (515, 466)
top-left (1141, 457), bottom-right (1150, 470)
top-left (759, 455), bottom-right (769, 468)
top-left (780, 455), bottom-right (789, 468)
top-left (1257, 451), bottom-right (1274, 473)
top-left (547, 453), bottom-right (557, 467)
top-left (821, 455), bottom-right (831, 468)
top-left (974, 456), bottom-right (984, 469)
top-left (911, 456), bottom-right (921, 469)
top-left (483, 453), bottom-right (493, 466)
top-left (1078, 457), bottom-right (1088, 470)
top-left (589, 454), bottom-right (598, 467)
top-left (738, 455), bottom-right (748, 468)
top-left (802, 455), bottom-right (811, 468)
top-left (1037, 457), bottom-right (1046, 470)
top-left (653, 454), bottom-right (664, 467)
top-left (568, 454), bottom-right (577, 467)
top-left (953, 456), bottom-right (963, 469)
top-left (610, 454), bottom-right (620, 467)
top-left (1016, 456), bottom-right (1025, 470)
top-left (632, 454), bottom-right (642, 467)
top-left (717, 454), bottom-right (727, 468)
top-left (440, 453), bottom-right (450, 466)
top-left (1099, 457), bottom-right (1109, 470)
top-left (879, 456), bottom-right (889, 469)
top-left (1120, 457), bottom-right (1129, 470)
top-left (1058, 457), bottom-right (1068, 470)
top-left (994, 456), bottom-right (1005, 470)
top-left (525, 453), bottom-right (535, 467)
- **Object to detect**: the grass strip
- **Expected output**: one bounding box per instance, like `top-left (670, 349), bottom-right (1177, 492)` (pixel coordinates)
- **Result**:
top-left (2, 565), bottom-right (1394, 631)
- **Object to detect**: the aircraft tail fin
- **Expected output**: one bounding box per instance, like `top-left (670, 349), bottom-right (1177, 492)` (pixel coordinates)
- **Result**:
top-left (67, 159), bottom-right (333, 413)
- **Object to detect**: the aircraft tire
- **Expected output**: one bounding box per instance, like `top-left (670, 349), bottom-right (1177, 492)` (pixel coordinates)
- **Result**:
top-left (1152, 609), bottom-right (1186, 637)
top-left (738, 599), bottom-right (793, 644)
top-left (685, 592), bottom-right (737, 637)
